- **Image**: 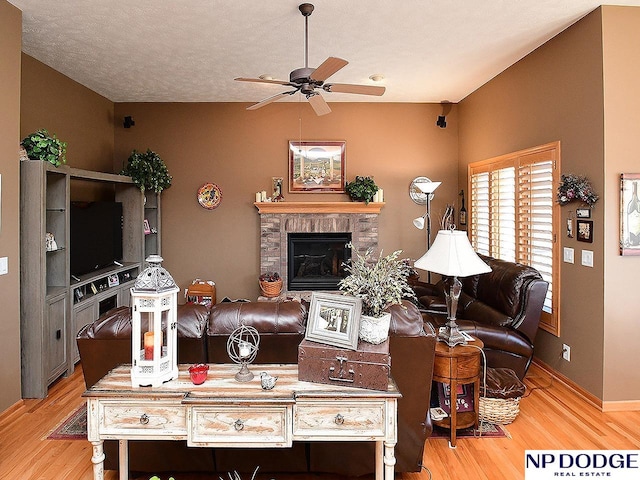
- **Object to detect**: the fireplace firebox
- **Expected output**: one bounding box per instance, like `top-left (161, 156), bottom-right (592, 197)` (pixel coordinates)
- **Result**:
top-left (287, 233), bottom-right (352, 291)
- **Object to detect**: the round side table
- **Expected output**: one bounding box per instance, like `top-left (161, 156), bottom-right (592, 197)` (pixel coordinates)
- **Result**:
top-left (432, 336), bottom-right (484, 447)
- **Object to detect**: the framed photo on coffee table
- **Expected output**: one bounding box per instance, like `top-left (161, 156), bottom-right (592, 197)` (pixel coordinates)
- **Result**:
top-left (305, 292), bottom-right (361, 350)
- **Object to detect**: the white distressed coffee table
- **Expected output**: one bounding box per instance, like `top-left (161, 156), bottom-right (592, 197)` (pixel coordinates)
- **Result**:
top-left (84, 363), bottom-right (400, 480)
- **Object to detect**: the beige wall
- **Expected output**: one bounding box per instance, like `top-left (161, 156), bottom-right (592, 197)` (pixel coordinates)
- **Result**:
top-left (601, 7), bottom-right (640, 403)
top-left (113, 102), bottom-right (459, 300)
top-left (0, 0), bottom-right (23, 412)
top-left (459, 9), bottom-right (606, 398)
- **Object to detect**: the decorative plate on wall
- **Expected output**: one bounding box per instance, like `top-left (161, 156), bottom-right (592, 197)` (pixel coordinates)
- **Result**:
top-left (197, 183), bottom-right (222, 210)
top-left (409, 176), bottom-right (431, 205)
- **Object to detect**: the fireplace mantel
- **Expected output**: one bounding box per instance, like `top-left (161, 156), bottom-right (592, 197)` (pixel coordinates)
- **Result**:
top-left (254, 201), bottom-right (385, 214)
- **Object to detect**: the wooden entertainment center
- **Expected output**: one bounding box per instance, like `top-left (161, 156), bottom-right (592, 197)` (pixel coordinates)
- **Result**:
top-left (20, 161), bottom-right (161, 398)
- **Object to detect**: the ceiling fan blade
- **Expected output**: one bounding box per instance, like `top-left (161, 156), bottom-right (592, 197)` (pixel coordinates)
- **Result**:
top-left (310, 57), bottom-right (348, 82)
top-left (247, 90), bottom-right (297, 111)
top-left (235, 77), bottom-right (292, 86)
top-left (325, 83), bottom-right (386, 96)
top-left (307, 94), bottom-right (331, 116)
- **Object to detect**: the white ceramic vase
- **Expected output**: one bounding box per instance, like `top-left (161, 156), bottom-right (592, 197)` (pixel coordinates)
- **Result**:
top-left (359, 312), bottom-right (392, 345)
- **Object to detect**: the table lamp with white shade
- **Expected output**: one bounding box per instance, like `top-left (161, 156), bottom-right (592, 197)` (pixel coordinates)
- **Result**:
top-left (413, 228), bottom-right (491, 347)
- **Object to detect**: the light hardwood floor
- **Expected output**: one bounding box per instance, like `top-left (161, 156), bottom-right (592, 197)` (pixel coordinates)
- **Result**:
top-left (1, 363), bottom-right (639, 480)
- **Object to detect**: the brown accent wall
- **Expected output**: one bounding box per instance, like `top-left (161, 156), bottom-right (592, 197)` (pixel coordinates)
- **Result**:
top-left (458, 6), bottom-right (640, 403)
top-left (601, 7), bottom-right (640, 402)
top-left (0, 0), bottom-right (23, 412)
top-left (20, 54), bottom-right (115, 173)
top-left (114, 102), bottom-right (459, 300)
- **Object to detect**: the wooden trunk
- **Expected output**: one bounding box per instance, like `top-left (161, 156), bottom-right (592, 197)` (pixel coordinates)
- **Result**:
top-left (298, 339), bottom-right (390, 391)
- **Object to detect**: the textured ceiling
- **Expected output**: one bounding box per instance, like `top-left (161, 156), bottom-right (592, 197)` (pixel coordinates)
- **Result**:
top-left (9, 1), bottom-right (640, 104)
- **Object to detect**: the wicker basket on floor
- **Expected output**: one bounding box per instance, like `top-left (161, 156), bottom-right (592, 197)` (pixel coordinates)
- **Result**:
top-left (478, 367), bottom-right (525, 425)
top-left (479, 396), bottom-right (521, 425)
top-left (259, 278), bottom-right (283, 298)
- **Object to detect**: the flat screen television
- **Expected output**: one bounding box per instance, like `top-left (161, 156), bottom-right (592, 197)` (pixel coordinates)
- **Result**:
top-left (70, 201), bottom-right (123, 277)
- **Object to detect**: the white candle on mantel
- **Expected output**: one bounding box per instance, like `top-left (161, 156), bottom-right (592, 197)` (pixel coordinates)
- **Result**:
top-left (255, 192), bottom-right (261, 203)
top-left (377, 188), bottom-right (384, 202)
top-left (261, 191), bottom-right (267, 202)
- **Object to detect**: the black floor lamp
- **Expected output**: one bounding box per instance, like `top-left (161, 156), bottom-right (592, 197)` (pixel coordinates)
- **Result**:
top-left (412, 178), bottom-right (441, 283)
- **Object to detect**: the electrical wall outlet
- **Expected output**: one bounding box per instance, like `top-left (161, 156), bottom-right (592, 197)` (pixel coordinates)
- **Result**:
top-left (563, 247), bottom-right (574, 264)
top-left (562, 344), bottom-right (571, 361)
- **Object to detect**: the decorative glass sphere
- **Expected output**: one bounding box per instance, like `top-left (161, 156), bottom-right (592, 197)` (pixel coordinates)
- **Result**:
top-left (226, 325), bottom-right (260, 365)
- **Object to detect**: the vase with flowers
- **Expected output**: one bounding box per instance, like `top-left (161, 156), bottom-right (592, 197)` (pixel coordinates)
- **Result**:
top-left (339, 244), bottom-right (416, 344)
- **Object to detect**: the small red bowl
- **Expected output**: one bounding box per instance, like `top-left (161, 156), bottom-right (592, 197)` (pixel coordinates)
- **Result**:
top-left (188, 364), bottom-right (209, 385)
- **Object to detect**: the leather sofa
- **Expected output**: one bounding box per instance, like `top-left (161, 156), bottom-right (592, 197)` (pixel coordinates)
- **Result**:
top-left (413, 254), bottom-right (548, 379)
top-left (77, 299), bottom-right (436, 477)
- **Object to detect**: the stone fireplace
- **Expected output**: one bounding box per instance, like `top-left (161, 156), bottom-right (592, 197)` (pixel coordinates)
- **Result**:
top-left (287, 232), bottom-right (352, 291)
top-left (256, 202), bottom-right (383, 294)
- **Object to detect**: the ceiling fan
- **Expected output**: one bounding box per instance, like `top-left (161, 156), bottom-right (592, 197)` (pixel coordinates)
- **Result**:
top-left (235, 3), bottom-right (385, 116)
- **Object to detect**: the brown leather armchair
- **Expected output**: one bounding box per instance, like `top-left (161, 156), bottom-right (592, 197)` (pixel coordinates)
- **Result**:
top-left (414, 254), bottom-right (549, 379)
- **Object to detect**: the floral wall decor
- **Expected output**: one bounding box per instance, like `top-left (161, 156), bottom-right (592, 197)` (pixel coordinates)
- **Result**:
top-left (556, 174), bottom-right (599, 207)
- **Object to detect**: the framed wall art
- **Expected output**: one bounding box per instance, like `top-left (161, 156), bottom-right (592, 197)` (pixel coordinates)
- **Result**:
top-left (576, 208), bottom-right (591, 218)
top-left (304, 292), bottom-right (361, 350)
top-left (289, 141), bottom-right (346, 193)
top-left (620, 173), bottom-right (640, 255)
top-left (576, 219), bottom-right (593, 243)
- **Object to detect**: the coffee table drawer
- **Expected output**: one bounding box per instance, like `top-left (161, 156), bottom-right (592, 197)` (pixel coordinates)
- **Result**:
top-left (293, 400), bottom-right (386, 438)
top-left (99, 401), bottom-right (187, 438)
top-left (188, 406), bottom-right (291, 447)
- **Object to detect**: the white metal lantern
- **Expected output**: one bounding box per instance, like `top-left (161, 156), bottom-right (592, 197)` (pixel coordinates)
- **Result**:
top-left (130, 255), bottom-right (179, 387)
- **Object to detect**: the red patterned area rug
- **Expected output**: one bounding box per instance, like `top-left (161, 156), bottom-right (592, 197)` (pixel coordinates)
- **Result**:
top-left (431, 422), bottom-right (511, 439)
top-left (45, 403), bottom-right (87, 440)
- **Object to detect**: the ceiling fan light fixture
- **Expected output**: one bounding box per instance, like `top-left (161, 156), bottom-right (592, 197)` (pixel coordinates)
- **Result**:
top-left (235, 3), bottom-right (385, 116)
top-left (369, 74), bottom-right (385, 82)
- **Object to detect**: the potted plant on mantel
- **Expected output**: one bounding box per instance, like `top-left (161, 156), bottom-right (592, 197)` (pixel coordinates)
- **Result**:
top-left (345, 175), bottom-right (379, 204)
top-left (20, 129), bottom-right (67, 167)
top-left (339, 244), bottom-right (416, 344)
top-left (121, 149), bottom-right (172, 193)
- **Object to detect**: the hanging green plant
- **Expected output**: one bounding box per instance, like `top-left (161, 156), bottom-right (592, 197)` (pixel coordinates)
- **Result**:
top-left (20, 129), bottom-right (67, 167)
top-left (345, 176), bottom-right (379, 204)
top-left (121, 149), bottom-right (172, 193)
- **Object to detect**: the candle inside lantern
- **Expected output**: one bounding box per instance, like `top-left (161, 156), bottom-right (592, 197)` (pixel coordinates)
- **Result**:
top-left (144, 331), bottom-right (154, 360)
top-left (238, 340), bottom-right (251, 359)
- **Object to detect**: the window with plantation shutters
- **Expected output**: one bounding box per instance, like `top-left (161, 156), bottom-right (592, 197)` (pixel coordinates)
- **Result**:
top-left (469, 142), bottom-right (560, 336)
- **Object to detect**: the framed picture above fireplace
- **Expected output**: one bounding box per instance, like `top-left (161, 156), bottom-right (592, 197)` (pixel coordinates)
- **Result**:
top-left (289, 141), bottom-right (346, 193)
top-left (305, 292), bottom-right (361, 350)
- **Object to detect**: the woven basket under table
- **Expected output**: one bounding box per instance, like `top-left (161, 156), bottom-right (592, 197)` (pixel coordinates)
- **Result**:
top-left (479, 396), bottom-right (521, 425)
